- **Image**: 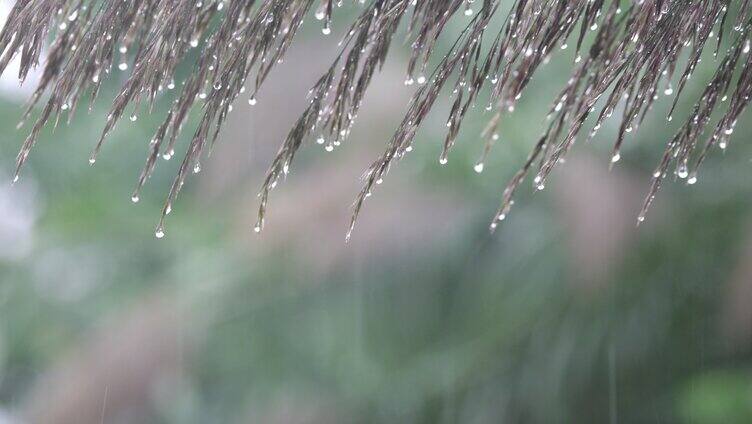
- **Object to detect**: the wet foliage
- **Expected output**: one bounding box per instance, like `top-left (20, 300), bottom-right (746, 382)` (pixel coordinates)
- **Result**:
top-left (1, 0), bottom-right (751, 238)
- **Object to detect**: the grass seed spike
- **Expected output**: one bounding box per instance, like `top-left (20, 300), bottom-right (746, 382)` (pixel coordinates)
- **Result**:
top-left (0, 0), bottom-right (750, 239)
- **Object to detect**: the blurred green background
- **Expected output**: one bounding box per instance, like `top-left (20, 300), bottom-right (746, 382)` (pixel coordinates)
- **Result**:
top-left (2, 3), bottom-right (752, 423)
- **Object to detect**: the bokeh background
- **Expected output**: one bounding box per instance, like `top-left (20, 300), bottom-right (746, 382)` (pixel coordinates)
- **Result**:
top-left (2, 2), bottom-right (752, 423)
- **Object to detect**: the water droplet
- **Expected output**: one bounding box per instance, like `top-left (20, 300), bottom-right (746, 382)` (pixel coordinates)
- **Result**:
top-left (253, 225), bottom-right (261, 233)
top-left (155, 228), bottom-right (165, 238)
top-left (248, 97), bottom-right (257, 105)
top-left (611, 153), bottom-right (621, 163)
top-left (474, 163), bottom-right (484, 173)
top-left (130, 114), bottom-right (138, 122)
top-left (322, 26), bottom-right (331, 35)
top-left (439, 157), bottom-right (448, 165)
top-left (118, 62), bottom-right (128, 71)
top-left (131, 195), bottom-right (140, 203)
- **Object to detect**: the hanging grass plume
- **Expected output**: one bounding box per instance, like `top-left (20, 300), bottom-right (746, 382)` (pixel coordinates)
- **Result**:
top-left (1, 0), bottom-right (751, 239)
